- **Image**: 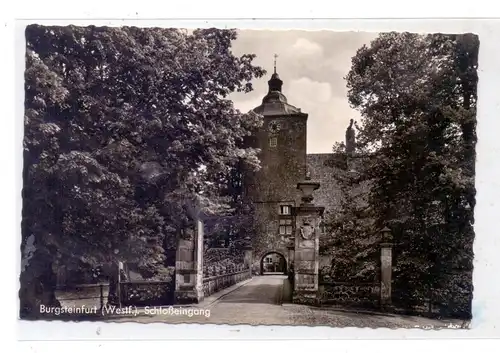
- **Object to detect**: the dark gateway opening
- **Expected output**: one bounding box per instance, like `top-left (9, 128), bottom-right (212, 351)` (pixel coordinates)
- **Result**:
top-left (260, 252), bottom-right (287, 275)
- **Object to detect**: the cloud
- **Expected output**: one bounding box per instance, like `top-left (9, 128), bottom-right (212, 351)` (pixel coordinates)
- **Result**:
top-left (306, 96), bottom-right (363, 154)
top-left (234, 96), bottom-right (262, 114)
top-left (290, 38), bottom-right (324, 57)
top-left (288, 77), bottom-right (332, 105)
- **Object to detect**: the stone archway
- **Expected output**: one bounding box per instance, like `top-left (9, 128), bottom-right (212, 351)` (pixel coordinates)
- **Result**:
top-left (259, 251), bottom-right (287, 275)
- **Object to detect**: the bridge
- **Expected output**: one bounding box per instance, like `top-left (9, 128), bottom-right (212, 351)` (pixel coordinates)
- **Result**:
top-left (55, 177), bottom-right (459, 327)
top-left (112, 177), bottom-right (393, 311)
top-left (105, 274), bottom-right (460, 328)
top-left (55, 176), bottom-right (400, 325)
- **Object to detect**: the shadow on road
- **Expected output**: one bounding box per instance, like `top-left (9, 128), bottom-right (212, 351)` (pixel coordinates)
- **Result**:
top-left (218, 284), bottom-right (281, 304)
top-left (214, 275), bottom-right (288, 305)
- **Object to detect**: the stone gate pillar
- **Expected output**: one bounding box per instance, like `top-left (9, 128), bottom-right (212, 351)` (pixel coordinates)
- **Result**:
top-left (243, 236), bottom-right (253, 277)
top-left (380, 226), bottom-right (393, 308)
top-left (174, 217), bottom-right (204, 304)
top-left (292, 176), bottom-right (324, 305)
top-left (286, 238), bottom-right (295, 269)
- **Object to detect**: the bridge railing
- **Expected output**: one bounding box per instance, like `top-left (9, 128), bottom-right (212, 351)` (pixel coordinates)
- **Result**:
top-left (202, 264), bottom-right (250, 297)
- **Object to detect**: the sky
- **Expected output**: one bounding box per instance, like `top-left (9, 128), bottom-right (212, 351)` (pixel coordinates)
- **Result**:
top-left (230, 30), bottom-right (378, 154)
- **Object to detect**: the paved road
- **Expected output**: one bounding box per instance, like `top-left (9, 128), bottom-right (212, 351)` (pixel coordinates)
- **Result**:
top-left (106, 275), bottom-right (465, 328)
top-left (195, 274), bottom-right (290, 325)
top-left (113, 275), bottom-right (289, 325)
top-left (215, 274), bottom-right (284, 305)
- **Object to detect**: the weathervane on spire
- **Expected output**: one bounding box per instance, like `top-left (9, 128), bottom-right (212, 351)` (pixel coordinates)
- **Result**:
top-left (266, 54), bottom-right (283, 93)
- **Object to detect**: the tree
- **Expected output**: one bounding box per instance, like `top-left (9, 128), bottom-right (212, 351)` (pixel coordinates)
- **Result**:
top-left (21, 25), bottom-right (265, 317)
top-left (320, 146), bottom-right (379, 283)
top-left (321, 176), bottom-right (377, 282)
top-left (341, 32), bottom-right (478, 317)
top-left (205, 142), bottom-right (260, 247)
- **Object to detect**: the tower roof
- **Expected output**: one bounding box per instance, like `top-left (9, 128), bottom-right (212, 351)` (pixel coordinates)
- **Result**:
top-left (251, 56), bottom-right (306, 117)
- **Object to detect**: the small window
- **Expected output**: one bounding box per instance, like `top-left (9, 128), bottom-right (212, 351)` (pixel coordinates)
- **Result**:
top-left (269, 137), bottom-right (277, 147)
top-left (279, 225), bottom-right (293, 235)
top-left (280, 205), bottom-right (291, 215)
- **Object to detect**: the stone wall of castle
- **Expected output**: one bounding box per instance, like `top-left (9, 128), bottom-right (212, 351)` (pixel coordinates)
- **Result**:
top-left (307, 152), bottom-right (373, 274)
top-left (307, 153), bottom-right (371, 216)
top-left (246, 116), bottom-right (307, 204)
top-left (247, 147), bottom-right (373, 269)
top-left (245, 115), bottom-right (308, 266)
top-left (251, 200), bottom-right (290, 263)
top-left (306, 153), bottom-right (345, 220)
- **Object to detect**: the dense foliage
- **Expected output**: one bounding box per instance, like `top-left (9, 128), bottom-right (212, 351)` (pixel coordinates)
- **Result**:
top-left (325, 32), bottom-right (478, 318)
top-left (203, 157), bottom-right (258, 249)
top-left (320, 155), bottom-right (378, 283)
top-left (21, 25), bottom-right (265, 316)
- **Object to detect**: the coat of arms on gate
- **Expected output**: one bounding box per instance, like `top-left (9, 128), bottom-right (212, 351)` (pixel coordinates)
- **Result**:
top-left (299, 218), bottom-right (315, 240)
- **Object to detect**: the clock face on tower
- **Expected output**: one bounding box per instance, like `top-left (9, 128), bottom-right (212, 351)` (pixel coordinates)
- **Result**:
top-left (269, 121), bottom-right (281, 133)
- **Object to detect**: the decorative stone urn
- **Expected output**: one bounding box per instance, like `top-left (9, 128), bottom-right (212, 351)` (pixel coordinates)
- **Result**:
top-left (296, 173), bottom-right (320, 206)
